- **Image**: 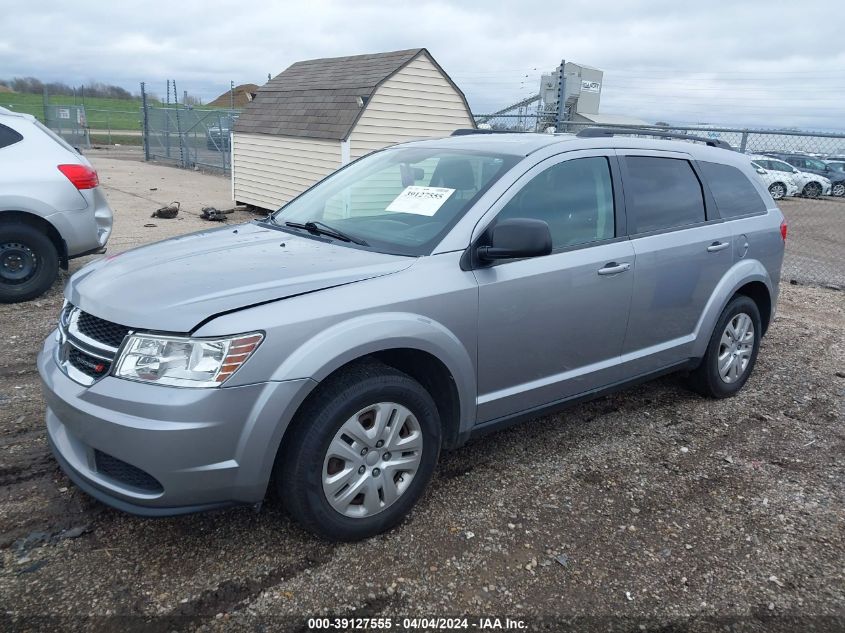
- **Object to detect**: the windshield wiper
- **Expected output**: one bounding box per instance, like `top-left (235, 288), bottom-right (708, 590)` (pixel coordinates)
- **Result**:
top-left (283, 220), bottom-right (369, 246)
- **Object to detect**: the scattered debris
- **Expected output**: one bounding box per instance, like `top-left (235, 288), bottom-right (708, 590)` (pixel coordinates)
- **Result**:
top-left (554, 554), bottom-right (569, 567)
top-left (151, 201), bottom-right (180, 219)
top-left (200, 206), bottom-right (233, 222)
top-left (144, 223), bottom-right (157, 228)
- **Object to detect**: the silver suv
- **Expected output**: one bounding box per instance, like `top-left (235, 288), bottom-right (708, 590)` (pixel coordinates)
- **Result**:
top-left (0, 107), bottom-right (113, 302)
top-left (38, 130), bottom-right (785, 540)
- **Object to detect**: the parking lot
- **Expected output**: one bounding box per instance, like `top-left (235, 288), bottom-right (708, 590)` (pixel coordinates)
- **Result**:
top-left (1, 154), bottom-right (843, 631)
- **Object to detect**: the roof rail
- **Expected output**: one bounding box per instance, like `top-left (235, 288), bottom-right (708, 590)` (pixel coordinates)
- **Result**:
top-left (450, 128), bottom-right (510, 136)
top-left (575, 127), bottom-right (734, 151)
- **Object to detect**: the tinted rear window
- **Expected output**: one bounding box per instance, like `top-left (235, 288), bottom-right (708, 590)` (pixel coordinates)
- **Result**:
top-left (0, 123), bottom-right (23, 149)
top-left (699, 161), bottom-right (767, 218)
top-left (624, 157), bottom-right (706, 233)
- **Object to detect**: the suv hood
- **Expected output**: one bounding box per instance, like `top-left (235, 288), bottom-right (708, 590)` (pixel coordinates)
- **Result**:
top-left (66, 222), bottom-right (415, 332)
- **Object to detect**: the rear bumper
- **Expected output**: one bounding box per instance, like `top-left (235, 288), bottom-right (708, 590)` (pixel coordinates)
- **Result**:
top-left (38, 332), bottom-right (316, 514)
top-left (47, 185), bottom-right (113, 258)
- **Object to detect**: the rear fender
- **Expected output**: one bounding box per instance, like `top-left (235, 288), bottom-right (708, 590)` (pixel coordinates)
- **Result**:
top-left (691, 259), bottom-right (774, 359)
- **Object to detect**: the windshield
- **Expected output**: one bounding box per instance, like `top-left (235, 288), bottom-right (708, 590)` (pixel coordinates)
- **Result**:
top-left (269, 147), bottom-right (519, 256)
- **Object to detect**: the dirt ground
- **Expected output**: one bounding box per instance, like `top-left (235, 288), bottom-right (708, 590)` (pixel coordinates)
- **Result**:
top-left (0, 156), bottom-right (843, 632)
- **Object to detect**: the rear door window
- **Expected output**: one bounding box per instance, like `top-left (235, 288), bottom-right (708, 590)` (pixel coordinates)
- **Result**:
top-left (699, 161), bottom-right (767, 218)
top-left (623, 156), bottom-right (706, 234)
top-left (0, 123), bottom-right (23, 149)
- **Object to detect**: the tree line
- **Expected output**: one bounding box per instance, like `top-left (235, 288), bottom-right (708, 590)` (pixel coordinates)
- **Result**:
top-left (0, 77), bottom-right (139, 100)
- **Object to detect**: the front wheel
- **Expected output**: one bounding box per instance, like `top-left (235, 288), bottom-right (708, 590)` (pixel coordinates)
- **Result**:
top-left (277, 360), bottom-right (441, 541)
top-left (689, 296), bottom-right (762, 398)
top-left (831, 183), bottom-right (845, 197)
top-left (768, 182), bottom-right (786, 200)
top-left (802, 181), bottom-right (822, 198)
top-left (0, 223), bottom-right (59, 303)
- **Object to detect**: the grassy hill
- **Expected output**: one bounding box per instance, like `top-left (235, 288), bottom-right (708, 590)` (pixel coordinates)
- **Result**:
top-left (1, 92), bottom-right (144, 130)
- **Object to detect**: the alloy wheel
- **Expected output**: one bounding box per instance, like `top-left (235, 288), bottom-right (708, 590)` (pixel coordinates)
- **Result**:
top-left (832, 183), bottom-right (845, 197)
top-left (804, 182), bottom-right (822, 198)
top-left (322, 402), bottom-right (423, 518)
top-left (768, 183), bottom-right (786, 200)
top-left (717, 313), bottom-right (755, 384)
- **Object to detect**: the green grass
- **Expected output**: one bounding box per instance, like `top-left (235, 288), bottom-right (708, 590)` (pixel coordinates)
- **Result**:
top-left (1, 92), bottom-right (143, 130)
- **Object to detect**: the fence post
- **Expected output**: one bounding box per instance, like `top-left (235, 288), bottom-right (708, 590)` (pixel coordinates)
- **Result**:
top-left (42, 86), bottom-right (49, 124)
top-left (140, 82), bottom-right (151, 161)
top-left (740, 130), bottom-right (749, 153)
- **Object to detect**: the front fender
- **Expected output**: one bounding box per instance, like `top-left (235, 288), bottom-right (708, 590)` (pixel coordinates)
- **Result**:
top-left (691, 258), bottom-right (775, 359)
top-left (269, 311), bottom-right (477, 433)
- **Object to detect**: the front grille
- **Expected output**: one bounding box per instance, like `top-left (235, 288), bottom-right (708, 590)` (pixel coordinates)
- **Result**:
top-left (94, 450), bottom-right (163, 493)
top-left (76, 311), bottom-right (131, 348)
top-left (68, 347), bottom-right (111, 379)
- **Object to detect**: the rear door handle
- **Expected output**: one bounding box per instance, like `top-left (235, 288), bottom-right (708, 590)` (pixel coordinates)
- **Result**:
top-left (597, 262), bottom-right (631, 275)
top-left (707, 241), bottom-right (730, 253)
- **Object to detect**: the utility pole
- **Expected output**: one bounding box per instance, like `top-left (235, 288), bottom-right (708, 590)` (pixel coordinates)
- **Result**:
top-left (555, 59), bottom-right (566, 132)
top-left (230, 80), bottom-right (235, 110)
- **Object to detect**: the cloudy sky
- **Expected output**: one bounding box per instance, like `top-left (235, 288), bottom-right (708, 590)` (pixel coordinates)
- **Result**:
top-left (2, 0), bottom-right (843, 130)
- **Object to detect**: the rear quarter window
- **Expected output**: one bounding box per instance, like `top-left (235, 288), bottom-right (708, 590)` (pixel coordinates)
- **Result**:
top-left (0, 123), bottom-right (23, 149)
top-left (699, 161), bottom-right (767, 218)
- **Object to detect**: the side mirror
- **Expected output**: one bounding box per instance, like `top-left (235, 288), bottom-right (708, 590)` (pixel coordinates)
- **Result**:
top-left (478, 218), bottom-right (552, 261)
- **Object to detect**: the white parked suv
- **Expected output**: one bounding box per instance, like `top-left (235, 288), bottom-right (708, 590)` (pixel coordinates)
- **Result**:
top-left (749, 160), bottom-right (798, 200)
top-left (749, 154), bottom-right (831, 198)
top-left (0, 107), bottom-right (113, 302)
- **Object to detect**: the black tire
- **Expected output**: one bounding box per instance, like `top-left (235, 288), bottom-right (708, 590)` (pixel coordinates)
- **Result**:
top-left (768, 182), bottom-right (786, 200)
top-left (689, 295), bottom-right (762, 398)
top-left (0, 222), bottom-right (59, 303)
top-left (802, 181), bottom-right (822, 198)
top-left (277, 359), bottom-right (442, 541)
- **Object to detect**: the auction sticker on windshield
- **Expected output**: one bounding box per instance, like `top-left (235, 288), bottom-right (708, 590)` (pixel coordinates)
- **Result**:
top-left (386, 186), bottom-right (455, 216)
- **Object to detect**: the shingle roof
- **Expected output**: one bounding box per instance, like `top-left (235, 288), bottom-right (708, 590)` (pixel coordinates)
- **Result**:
top-left (207, 83), bottom-right (259, 108)
top-left (234, 48), bottom-right (427, 140)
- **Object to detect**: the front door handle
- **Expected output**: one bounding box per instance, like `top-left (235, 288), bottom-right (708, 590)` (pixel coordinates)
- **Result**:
top-left (707, 241), bottom-right (730, 253)
top-left (597, 262), bottom-right (631, 276)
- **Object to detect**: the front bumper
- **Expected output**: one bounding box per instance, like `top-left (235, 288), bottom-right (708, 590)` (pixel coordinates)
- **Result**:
top-left (38, 332), bottom-right (315, 514)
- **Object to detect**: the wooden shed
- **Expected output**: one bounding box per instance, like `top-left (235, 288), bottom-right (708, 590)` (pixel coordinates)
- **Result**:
top-left (232, 48), bottom-right (475, 210)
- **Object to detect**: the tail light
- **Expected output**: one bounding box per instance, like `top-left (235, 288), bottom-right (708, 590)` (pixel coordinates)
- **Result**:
top-left (58, 164), bottom-right (99, 189)
top-left (780, 220), bottom-right (788, 242)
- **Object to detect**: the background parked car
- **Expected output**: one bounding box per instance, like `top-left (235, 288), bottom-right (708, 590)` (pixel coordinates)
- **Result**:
top-left (765, 152), bottom-right (845, 197)
top-left (824, 159), bottom-right (845, 174)
top-left (0, 107), bottom-right (113, 303)
top-left (750, 160), bottom-right (798, 199)
top-left (750, 155), bottom-right (831, 198)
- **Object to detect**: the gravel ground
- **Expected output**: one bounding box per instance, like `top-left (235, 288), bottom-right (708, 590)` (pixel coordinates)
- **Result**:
top-left (0, 157), bottom-right (843, 632)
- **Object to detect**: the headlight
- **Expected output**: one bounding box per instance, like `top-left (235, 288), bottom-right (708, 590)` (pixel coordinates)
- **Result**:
top-left (114, 332), bottom-right (263, 388)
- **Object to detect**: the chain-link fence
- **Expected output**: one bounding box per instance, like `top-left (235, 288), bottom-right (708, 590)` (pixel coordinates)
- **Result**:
top-left (472, 116), bottom-right (845, 289)
top-left (44, 104), bottom-right (90, 149)
top-left (142, 105), bottom-right (239, 173)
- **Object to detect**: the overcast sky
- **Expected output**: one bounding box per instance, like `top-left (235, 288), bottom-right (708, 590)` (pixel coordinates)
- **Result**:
top-left (2, 0), bottom-right (843, 130)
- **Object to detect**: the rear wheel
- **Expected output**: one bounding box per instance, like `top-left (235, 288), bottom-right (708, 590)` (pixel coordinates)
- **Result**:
top-left (0, 223), bottom-right (59, 303)
top-left (689, 296), bottom-right (761, 398)
top-left (831, 183), bottom-right (845, 197)
top-left (277, 360), bottom-right (441, 541)
top-left (768, 182), bottom-right (787, 200)
top-left (802, 181), bottom-right (822, 198)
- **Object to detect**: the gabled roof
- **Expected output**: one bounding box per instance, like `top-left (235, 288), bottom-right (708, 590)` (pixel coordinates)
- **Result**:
top-left (208, 83), bottom-right (259, 108)
top-left (234, 48), bottom-right (467, 141)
